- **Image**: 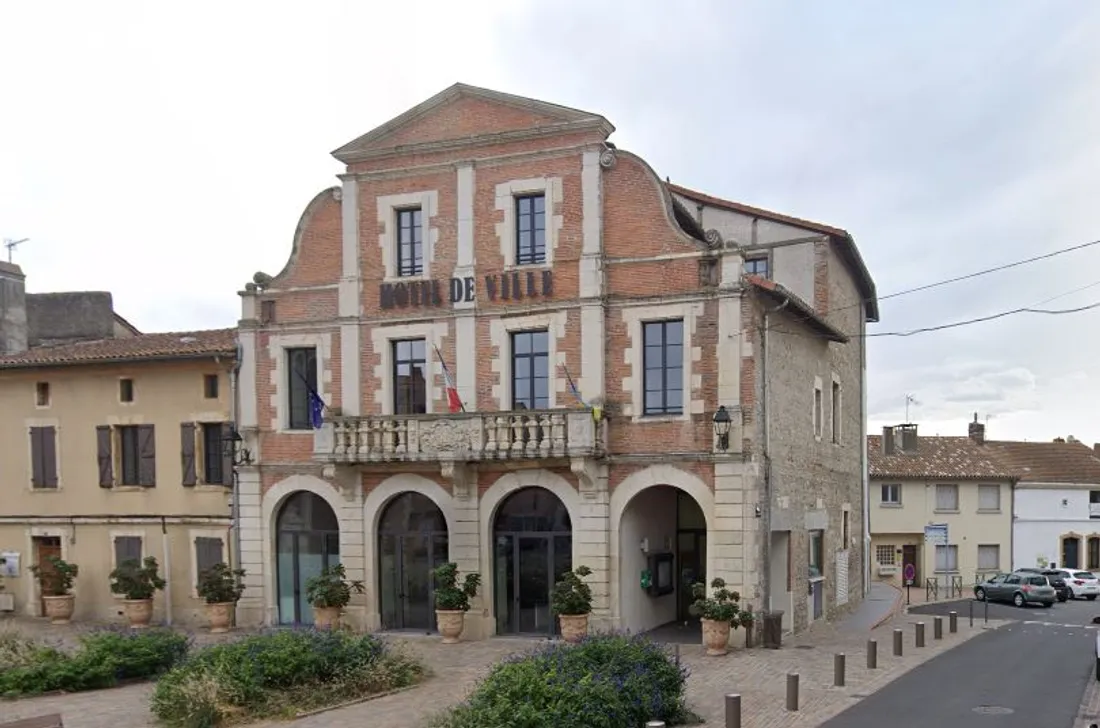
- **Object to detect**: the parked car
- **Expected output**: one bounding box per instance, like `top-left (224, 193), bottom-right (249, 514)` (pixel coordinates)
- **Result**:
top-left (974, 572), bottom-right (1056, 607)
top-left (1015, 567), bottom-right (1069, 602)
top-left (1063, 570), bottom-right (1100, 600)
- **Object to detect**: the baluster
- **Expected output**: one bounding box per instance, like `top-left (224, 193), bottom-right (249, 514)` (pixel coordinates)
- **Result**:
top-left (551, 413), bottom-right (566, 452)
top-left (525, 414), bottom-right (539, 456)
top-left (539, 414), bottom-right (553, 455)
top-left (355, 419), bottom-right (369, 460)
top-left (369, 418), bottom-right (381, 458)
top-left (395, 419), bottom-right (407, 454)
top-left (382, 420), bottom-right (395, 455)
top-left (496, 416), bottom-right (511, 454)
top-left (511, 415), bottom-right (525, 454)
top-left (406, 419), bottom-right (419, 454)
top-left (483, 414), bottom-right (497, 455)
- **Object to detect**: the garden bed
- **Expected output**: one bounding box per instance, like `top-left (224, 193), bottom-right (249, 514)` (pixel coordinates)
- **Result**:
top-left (149, 628), bottom-right (425, 728)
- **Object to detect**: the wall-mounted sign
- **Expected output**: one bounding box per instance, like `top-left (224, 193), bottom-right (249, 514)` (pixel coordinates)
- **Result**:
top-left (923, 524), bottom-right (948, 546)
top-left (379, 270), bottom-right (554, 310)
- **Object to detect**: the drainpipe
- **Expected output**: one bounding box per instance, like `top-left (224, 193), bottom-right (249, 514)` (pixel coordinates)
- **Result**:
top-left (861, 313), bottom-right (871, 595)
top-left (760, 297), bottom-right (790, 616)
top-left (161, 516), bottom-right (172, 626)
top-left (229, 342), bottom-right (243, 577)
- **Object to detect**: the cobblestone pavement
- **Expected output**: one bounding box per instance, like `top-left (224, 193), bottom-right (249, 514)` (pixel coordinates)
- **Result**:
top-left (1, 614), bottom-right (1002, 728)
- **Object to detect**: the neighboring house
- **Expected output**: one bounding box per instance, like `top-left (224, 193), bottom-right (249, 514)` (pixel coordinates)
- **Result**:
top-left (867, 420), bottom-right (1015, 591)
top-left (992, 437), bottom-right (1100, 571)
top-left (0, 261), bottom-right (237, 626)
top-left (232, 83), bottom-right (878, 637)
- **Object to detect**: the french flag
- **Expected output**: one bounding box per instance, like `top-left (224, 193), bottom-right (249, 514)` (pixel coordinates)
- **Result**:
top-left (434, 344), bottom-right (465, 413)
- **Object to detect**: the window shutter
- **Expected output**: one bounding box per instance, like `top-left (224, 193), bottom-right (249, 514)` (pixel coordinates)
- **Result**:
top-left (180, 423), bottom-right (197, 487)
top-left (42, 426), bottom-right (58, 488)
top-left (96, 425), bottom-right (114, 487)
top-left (220, 422), bottom-right (234, 486)
top-left (29, 428), bottom-right (44, 487)
top-left (137, 424), bottom-right (156, 487)
top-left (196, 537), bottom-right (225, 575)
top-left (115, 536), bottom-right (143, 566)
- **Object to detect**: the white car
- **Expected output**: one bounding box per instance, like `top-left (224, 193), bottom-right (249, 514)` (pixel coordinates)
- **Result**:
top-left (1065, 570), bottom-right (1100, 600)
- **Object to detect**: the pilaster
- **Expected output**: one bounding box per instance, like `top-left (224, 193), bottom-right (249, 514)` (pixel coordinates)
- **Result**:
top-left (234, 468), bottom-right (265, 627)
top-left (575, 462), bottom-right (611, 629)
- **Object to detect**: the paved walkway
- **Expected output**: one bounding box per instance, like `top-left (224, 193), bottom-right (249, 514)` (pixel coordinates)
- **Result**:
top-left (837, 581), bottom-right (901, 633)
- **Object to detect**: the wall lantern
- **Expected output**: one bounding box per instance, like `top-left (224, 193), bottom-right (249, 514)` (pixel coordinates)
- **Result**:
top-left (713, 406), bottom-right (732, 451)
top-left (223, 425), bottom-right (254, 468)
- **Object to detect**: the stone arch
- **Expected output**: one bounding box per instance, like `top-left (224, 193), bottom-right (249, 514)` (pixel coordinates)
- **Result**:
top-left (362, 473), bottom-right (456, 629)
top-left (609, 464), bottom-right (716, 629)
top-left (478, 469), bottom-right (583, 636)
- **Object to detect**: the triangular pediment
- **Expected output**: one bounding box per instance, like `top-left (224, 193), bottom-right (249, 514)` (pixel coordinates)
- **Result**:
top-left (332, 83), bottom-right (613, 163)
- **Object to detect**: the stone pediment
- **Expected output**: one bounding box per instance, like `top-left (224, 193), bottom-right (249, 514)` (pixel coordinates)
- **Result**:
top-left (331, 82), bottom-right (613, 163)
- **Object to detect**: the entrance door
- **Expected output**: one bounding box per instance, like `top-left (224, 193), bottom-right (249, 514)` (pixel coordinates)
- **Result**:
top-left (902, 545), bottom-right (919, 584)
top-left (378, 492), bottom-right (449, 631)
top-left (1064, 537), bottom-right (1081, 569)
top-left (677, 530), bottom-right (706, 622)
top-left (33, 536), bottom-right (62, 614)
top-left (275, 492), bottom-right (340, 625)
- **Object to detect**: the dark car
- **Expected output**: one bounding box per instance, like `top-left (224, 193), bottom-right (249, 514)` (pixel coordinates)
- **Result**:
top-left (1017, 567), bottom-right (1069, 602)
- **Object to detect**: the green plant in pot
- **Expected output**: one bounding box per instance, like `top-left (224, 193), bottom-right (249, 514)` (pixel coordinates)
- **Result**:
top-left (29, 556), bottom-right (79, 625)
top-left (197, 562), bottom-right (246, 634)
top-left (552, 565), bottom-right (593, 643)
top-left (304, 563), bottom-right (364, 629)
top-left (110, 556), bottom-right (166, 629)
top-left (691, 578), bottom-right (742, 656)
top-left (432, 562), bottom-right (481, 644)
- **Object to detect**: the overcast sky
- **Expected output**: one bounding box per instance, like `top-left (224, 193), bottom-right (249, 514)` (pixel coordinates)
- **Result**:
top-left (2, 1), bottom-right (1098, 444)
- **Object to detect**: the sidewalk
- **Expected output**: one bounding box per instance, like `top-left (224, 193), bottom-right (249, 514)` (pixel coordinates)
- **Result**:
top-left (837, 580), bottom-right (902, 633)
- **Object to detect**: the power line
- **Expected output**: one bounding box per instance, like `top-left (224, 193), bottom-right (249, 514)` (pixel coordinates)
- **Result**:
top-left (866, 300), bottom-right (1100, 338)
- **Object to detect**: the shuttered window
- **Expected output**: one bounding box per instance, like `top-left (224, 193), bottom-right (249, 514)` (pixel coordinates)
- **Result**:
top-left (29, 426), bottom-right (58, 489)
top-left (180, 423), bottom-right (197, 486)
top-left (195, 537), bottom-right (225, 577)
top-left (96, 425), bottom-right (114, 487)
top-left (117, 425), bottom-right (156, 487)
top-left (114, 536), bottom-right (143, 567)
top-left (935, 484), bottom-right (959, 511)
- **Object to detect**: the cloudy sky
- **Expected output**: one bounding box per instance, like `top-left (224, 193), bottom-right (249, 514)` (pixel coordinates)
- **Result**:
top-left (2, 1), bottom-right (1098, 444)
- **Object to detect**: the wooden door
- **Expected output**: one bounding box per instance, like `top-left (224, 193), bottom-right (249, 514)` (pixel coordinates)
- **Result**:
top-left (901, 545), bottom-right (919, 584)
top-left (34, 536), bottom-right (62, 613)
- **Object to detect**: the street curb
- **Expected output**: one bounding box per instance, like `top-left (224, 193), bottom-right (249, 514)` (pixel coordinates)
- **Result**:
top-left (870, 583), bottom-right (904, 630)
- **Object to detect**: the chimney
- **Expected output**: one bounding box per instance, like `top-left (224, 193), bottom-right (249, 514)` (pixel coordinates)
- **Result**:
top-left (1094, 443), bottom-right (1099, 457)
top-left (1054, 437), bottom-right (1066, 444)
top-left (0, 261), bottom-right (28, 355)
top-left (968, 412), bottom-right (985, 445)
top-left (897, 423), bottom-right (919, 453)
top-left (882, 426), bottom-right (895, 455)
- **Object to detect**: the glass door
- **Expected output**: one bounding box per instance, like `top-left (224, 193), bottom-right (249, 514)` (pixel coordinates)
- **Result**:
top-left (517, 536), bottom-right (550, 634)
top-left (677, 530), bottom-right (704, 622)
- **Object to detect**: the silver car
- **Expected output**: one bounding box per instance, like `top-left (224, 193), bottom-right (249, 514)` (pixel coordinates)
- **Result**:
top-left (974, 572), bottom-right (1055, 607)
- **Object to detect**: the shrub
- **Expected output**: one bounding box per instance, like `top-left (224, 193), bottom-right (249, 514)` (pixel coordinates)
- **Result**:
top-left (110, 556), bottom-right (167, 600)
top-left (197, 563), bottom-right (247, 605)
top-left (551, 565), bottom-right (593, 616)
top-left (433, 563), bottom-right (480, 611)
top-left (690, 578), bottom-right (741, 625)
top-left (431, 633), bottom-right (689, 728)
top-left (150, 628), bottom-right (424, 728)
top-left (28, 556), bottom-right (79, 596)
top-left (304, 563), bottom-right (364, 609)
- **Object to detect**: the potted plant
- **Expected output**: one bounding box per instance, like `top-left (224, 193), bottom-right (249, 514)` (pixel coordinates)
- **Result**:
top-left (740, 605), bottom-right (756, 648)
top-left (691, 578), bottom-right (742, 656)
top-left (433, 562), bottom-right (481, 644)
top-left (552, 565), bottom-right (593, 643)
top-left (304, 563), bottom-right (364, 629)
top-left (197, 562), bottom-right (246, 633)
top-left (109, 556), bottom-right (166, 628)
top-left (29, 556), bottom-right (79, 624)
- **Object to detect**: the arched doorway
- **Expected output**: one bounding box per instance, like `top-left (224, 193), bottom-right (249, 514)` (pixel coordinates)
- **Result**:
top-left (276, 491), bottom-right (340, 625)
top-left (493, 486), bottom-right (572, 636)
top-left (378, 492), bottom-right (449, 631)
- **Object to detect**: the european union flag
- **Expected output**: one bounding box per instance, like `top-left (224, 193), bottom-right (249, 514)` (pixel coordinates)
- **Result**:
top-left (308, 389), bottom-right (325, 429)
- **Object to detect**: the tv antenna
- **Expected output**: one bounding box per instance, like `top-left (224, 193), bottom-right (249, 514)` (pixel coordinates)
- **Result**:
top-left (3, 238), bottom-right (29, 263)
top-left (904, 394), bottom-right (921, 422)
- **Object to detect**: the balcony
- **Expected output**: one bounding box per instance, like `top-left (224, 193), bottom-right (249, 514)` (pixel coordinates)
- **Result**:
top-left (314, 409), bottom-right (604, 465)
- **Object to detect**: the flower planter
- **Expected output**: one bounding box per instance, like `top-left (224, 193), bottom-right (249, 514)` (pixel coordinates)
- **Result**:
top-left (205, 602), bottom-right (235, 633)
top-left (436, 609), bottom-right (466, 644)
top-left (122, 598), bottom-right (154, 629)
top-left (558, 613), bottom-right (589, 643)
top-left (313, 606), bottom-right (342, 629)
top-left (42, 594), bottom-right (75, 625)
top-left (701, 618), bottom-right (731, 656)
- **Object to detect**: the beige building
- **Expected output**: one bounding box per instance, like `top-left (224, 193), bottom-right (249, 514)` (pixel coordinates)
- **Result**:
top-left (0, 261), bottom-right (237, 626)
top-left (867, 422), bottom-right (1015, 592)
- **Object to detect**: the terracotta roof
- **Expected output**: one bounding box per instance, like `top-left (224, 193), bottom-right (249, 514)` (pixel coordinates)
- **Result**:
top-left (668, 182), bottom-right (880, 322)
top-left (984, 440), bottom-right (1100, 485)
top-left (0, 328), bottom-right (237, 369)
top-left (867, 435), bottom-right (1016, 481)
top-left (745, 275), bottom-right (848, 343)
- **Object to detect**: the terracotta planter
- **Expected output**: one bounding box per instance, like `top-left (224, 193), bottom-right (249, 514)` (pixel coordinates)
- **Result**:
top-left (558, 613), bottom-right (589, 643)
top-left (313, 605), bottom-right (342, 629)
top-left (205, 602), bottom-right (235, 634)
top-left (122, 599), bottom-right (154, 629)
top-left (42, 594), bottom-right (75, 625)
top-left (436, 609), bottom-right (466, 644)
top-left (701, 618), bottom-right (731, 656)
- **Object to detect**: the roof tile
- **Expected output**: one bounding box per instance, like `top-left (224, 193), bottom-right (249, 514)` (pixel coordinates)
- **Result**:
top-left (867, 435), bottom-right (1015, 480)
top-left (0, 328), bottom-right (237, 369)
top-left (984, 440), bottom-right (1100, 485)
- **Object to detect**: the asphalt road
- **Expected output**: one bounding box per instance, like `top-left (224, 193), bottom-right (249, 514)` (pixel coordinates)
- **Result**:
top-left (910, 596), bottom-right (1100, 625)
top-left (821, 619), bottom-right (1095, 727)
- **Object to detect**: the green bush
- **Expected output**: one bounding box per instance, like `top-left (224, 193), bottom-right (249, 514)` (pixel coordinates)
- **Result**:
top-left (431, 633), bottom-right (690, 728)
top-left (0, 627), bottom-right (190, 698)
top-left (150, 628), bottom-right (424, 728)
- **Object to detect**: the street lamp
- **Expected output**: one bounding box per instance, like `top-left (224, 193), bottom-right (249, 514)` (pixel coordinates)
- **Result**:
top-left (712, 406), bottom-right (732, 452)
top-left (223, 425), bottom-right (253, 467)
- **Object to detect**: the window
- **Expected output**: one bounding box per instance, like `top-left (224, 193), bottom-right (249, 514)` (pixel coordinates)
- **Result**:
top-left (978, 484), bottom-right (1001, 512)
top-left (809, 530), bottom-right (824, 578)
top-left (842, 509), bottom-right (850, 547)
top-left (195, 536), bottom-right (225, 576)
top-left (35, 382), bottom-right (50, 407)
top-left (935, 544), bottom-right (958, 572)
top-left (935, 484), bottom-right (959, 512)
top-left (114, 535), bottom-right (143, 567)
top-left (515, 194), bottom-right (546, 266)
top-left (831, 381), bottom-right (841, 444)
top-left (642, 320), bottom-right (684, 416)
top-left (119, 378), bottom-right (134, 403)
top-left (880, 483), bottom-right (901, 505)
top-left (1089, 538), bottom-right (1100, 570)
top-left (396, 207), bottom-right (423, 277)
top-left (1090, 490), bottom-right (1100, 519)
top-left (203, 374), bottom-right (219, 399)
top-left (744, 257), bottom-right (768, 277)
top-left (393, 339), bottom-right (427, 415)
top-left (977, 544), bottom-right (1000, 571)
top-left (201, 423), bottom-right (226, 485)
top-left (875, 544), bottom-right (896, 565)
top-left (1003, 574), bottom-right (1021, 585)
top-left (286, 347), bottom-right (318, 430)
top-left (29, 426), bottom-right (58, 489)
top-left (511, 330), bottom-right (549, 410)
top-left (114, 424), bottom-right (156, 487)
top-left (813, 385), bottom-right (823, 438)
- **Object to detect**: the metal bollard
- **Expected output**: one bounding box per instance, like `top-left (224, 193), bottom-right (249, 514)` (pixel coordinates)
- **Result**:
top-left (949, 610), bottom-right (958, 633)
top-left (984, 599), bottom-right (989, 624)
top-left (915, 622), bottom-right (925, 648)
top-left (934, 616), bottom-right (943, 640)
top-left (893, 628), bottom-right (903, 656)
top-left (834, 653), bottom-right (846, 687)
top-left (725, 694), bottom-right (742, 728)
top-left (867, 639), bottom-right (878, 669)
top-left (969, 599), bottom-right (974, 627)
top-left (786, 673), bottom-right (800, 711)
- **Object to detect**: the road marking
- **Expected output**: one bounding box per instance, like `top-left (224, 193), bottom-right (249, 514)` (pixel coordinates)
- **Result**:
top-left (1021, 620), bottom-right (1098, 629)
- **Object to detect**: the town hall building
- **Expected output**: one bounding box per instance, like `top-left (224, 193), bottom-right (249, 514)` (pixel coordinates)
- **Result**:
top-left (230, 83), bottom-right (879, 639)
